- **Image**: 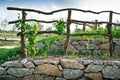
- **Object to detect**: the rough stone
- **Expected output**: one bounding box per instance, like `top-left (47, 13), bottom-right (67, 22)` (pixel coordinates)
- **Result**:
top-left (102, 65), bottom-right (120, 79)
top-left (78, 77), bottom-right (88, 80)
top-left (100, 43), bottom-right (109, 50)
top-left (1, 61), bottom-right (23, 68)
top-left (58, 65), bottom-right (63, 71)
top-left (63, 69), bottom-right (84, 79)
top-left (0, 67), bottom-right (6, 75)
top-left (34, 64), bottom-right (62, 77)
top-left (82, 60), bottom-right (93, 65)
top-left (67, 44), bottom-right (78, 53)
top-left (108, 61), bottom-right (120, 67)
top-left (35, 42), bottom-right (45, 49)
top-left (114, 46), bottom-right (120, 54)
top-left (60, 59), bottom-right (85, 69)
top-left (85, 64), bottom-right (103, 72)
top-left (55, 77), bottom-right (66, 80)
top-left (71, 41), bottom-right (79, 46)
top-left (23, 75), bottom-right (44, 80)
top-left (84, 72), bottom-right (103, 80)
top-left (46, 60), bottom-right (59, 65)
top-left (93, 60), bottom-right (104, 65)
top-left (76, 45), bottom-right (85, 51)
top-left (21, 58), bottom-right (28, 64)
top-left (7, 68), bottom-right (33, 77)
top-left (89, 44), bottom-right (98, 49)
top-left (23, 62), bottom-right (35, 68)
top-left (33, 60), bottom-right (45, 66)
top-left (0, 75), bottom-right (17, 80)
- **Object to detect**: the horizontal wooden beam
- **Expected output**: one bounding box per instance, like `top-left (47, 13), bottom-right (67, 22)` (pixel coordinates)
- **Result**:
top-left (7, 7), bottom-right (120, 15)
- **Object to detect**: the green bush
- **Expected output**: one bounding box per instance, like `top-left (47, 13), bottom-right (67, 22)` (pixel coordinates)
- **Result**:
top-left (0, 47), bottom-right (21, 63)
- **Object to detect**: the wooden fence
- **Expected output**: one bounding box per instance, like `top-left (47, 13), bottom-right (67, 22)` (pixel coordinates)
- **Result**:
top-left (7, 7), bottom-right (120, 57)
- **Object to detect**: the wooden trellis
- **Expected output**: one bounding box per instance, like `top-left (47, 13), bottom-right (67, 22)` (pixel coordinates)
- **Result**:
top-left (7, 7), bottom-right (120, 57)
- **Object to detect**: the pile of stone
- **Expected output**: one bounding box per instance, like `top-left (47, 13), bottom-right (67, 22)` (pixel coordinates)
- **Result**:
top-left (0, 58), bottom-right (120, 80)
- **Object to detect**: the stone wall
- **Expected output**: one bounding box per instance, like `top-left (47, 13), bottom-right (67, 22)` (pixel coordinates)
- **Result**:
top-left (0, 58), bottom-right (120, 80)
top-left (49, 38), bottom-right (120, 54)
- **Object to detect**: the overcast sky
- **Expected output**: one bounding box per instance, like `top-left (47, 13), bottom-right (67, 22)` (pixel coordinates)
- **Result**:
top-left (0, 0), bottom-right (120, 30)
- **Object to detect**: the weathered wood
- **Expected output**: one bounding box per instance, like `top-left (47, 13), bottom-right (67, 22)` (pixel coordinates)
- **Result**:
top-left (7, 7), bottom-right (120, 15)
top-left (83, 23), bottom-right (86, 31)
top-left (95, 20), bottom-right (98, 30)
top-left (107, 11), bottom-right (113, 57)
top-left (64, 10), bottom-right (72, 55)
top-left (9, 19), bottom-right (59, 24)
top-left (21, 11), bottom-right (27, 57)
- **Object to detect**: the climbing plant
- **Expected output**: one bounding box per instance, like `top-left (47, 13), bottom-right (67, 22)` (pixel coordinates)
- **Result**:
top-left (16, 20), bottom-right (39, 56)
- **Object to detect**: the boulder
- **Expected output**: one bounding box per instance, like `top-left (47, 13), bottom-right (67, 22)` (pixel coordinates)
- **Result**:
top-left (102, 65), bottom-right (120, 79)
top-left (34, 64), bottom-right (62, 77)
top-left (2, 61), bottom-right (23, 68)
top-left (60, 59), bottom-right (85, 69)
top-left (84, 72), bottom-right (103, 80)
top-left (0, 67), bottom-right (6, 75)
top-left (63, 69), bottom-right (84, 79)
top-left (7, 68), bottom-right (33, 77)
top-left (85, 64), bottom-right (103, 72)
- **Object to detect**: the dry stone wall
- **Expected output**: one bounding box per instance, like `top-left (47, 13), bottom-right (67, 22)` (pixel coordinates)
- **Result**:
top-left (49, 38), bottom-right (120, 54)
top-left (0, 58), bottom-right (120, 80)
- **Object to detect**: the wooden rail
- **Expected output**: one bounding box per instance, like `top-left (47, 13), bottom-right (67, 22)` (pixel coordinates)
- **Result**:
top-left (7, 7), bottom-right (120, 57)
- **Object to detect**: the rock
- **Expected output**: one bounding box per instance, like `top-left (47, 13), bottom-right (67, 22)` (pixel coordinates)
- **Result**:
top-left (89, 44), bottom-right (98, 49)
top-left (35, 42), bottom-right (45, 49)
top-left (0, 75), bottom-right (17, 80)
top-left (7, 68), bottom-right (33, 77)
top-left (82, 60), bottom-right (93, 65)
top-left (84, 72), bottom-right (103, 80)
top-left (108, 61), bottom-right (120, 67)
top-left (114, 46), bottom-right (120, 54)
top-left (0, 67), bottom-right (6, 75)
top-left (46, 60), bottom-right (59, 65)
top-left (60, 59), bottom-right (85, 69)
top-left (55, 77), bottom-right (66, 80)
top-left (93, 60), bottom-right (104, 65)
top-left (34, 64), bottom-right (62, 77)
top-left (58, 65), bottom-right (63, 71)
top-left (76, 45), bottom-right (85, 51)
top-left (85, 64), bottom-right (103, 72)
top-left (78, 77), bottom-right (88, 80)
top-left (33, 60), bottom-right (45, 66)
top-left (63, 69), bottom-right (84, 79)
top-left (67, 44), bottom-right (78, 53)
top-left (71, 41), bottom-right (79, 46)
top-left (102, 65), bottom-right (120, 79)
top-left (21, 58), bottom-right (28, 64)
top-left (23, 75), bottom-right (44, 80)
top-left (23, 62), bottom-right (35, 68)
top-left (51, 44), bottom-right (59, 51)
top-left (2, 61), bottom-right (23, 68)
top-left (100, 43), bottom-right (109, 50)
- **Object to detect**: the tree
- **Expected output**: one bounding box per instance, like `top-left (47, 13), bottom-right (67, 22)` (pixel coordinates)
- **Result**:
top-left (1, 19), bottom-right (8, 40)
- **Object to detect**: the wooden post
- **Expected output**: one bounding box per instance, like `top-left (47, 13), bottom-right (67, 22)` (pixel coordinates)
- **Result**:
top-left (95, 20), bottom-right (98, 30)
top-left (64, 10), bottom-right (71, 55)
top-left (107, 11), bottom-right (113, 57)
top-left (21, 11), bottom-right (27, 57)
top-left (83, 23), bottom-right (86, 31)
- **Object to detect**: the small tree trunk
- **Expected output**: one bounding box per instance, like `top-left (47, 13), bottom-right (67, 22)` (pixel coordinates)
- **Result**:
top-left (64, 10), bottom-right (71, 55)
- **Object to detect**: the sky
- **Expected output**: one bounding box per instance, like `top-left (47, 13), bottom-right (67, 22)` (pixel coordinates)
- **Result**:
top-left (0, 0), bottom-right (120, 31)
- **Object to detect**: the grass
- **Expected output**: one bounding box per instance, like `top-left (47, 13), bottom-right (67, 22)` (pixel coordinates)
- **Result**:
top-left (0, 47), bottom-right (21, 63)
